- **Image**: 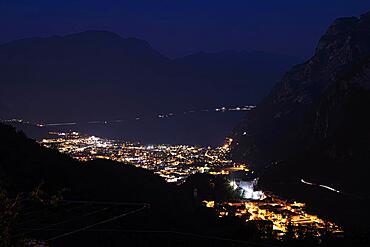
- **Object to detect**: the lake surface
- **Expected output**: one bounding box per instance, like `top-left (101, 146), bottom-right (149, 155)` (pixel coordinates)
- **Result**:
top-left (12, 111), bottom-right (245, 147)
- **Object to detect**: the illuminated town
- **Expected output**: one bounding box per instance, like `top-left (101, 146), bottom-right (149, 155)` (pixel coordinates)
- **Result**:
top-left (203, 198), bottom-right (343, 239)
top-left (40, 131), bottom-right (343, 239)
top-left (40, 132), bottom-right (245, 184)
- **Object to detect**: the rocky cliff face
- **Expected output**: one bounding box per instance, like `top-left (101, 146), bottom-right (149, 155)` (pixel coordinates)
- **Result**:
top-left (231, 12), bottom-right (370, 182)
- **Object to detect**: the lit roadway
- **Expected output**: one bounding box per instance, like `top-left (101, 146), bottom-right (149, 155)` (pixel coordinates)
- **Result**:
top-left (300, 179), bottom-right (341, 194)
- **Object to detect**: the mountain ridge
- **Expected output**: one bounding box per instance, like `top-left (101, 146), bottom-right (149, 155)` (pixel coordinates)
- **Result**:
top-left (231, 11), bottom-right (370, 191)
top-left (0, 30), bottom-right (300, 122)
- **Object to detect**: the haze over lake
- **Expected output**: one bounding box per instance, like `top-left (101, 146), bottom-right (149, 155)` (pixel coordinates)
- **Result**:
top-left (13, 111), bottom-right (245, 146)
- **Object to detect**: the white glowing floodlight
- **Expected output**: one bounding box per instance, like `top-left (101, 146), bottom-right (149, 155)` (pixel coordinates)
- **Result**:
top-left (229, 178), bottom-right (266, 200)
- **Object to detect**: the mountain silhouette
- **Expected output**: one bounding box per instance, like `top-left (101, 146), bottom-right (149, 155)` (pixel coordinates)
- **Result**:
top-left (0, 30), bottom-right (300, 122)
top-left (231, 12), bottom-right (370, 228)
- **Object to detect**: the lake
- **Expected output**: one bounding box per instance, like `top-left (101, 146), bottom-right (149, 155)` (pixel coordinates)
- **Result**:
top-left (11, 111), bottom-right (245, 147)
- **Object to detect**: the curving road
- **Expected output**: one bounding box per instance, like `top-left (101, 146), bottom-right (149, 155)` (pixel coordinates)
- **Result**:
top-left (300, 179), bottom-right (341, 194)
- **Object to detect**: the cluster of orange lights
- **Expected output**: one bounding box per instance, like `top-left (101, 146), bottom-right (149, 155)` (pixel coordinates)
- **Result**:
top-left (202, 198), bottom-right (343, 239)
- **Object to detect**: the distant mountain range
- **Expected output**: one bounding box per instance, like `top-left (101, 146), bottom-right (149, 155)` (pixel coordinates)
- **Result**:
top-left (231, 11), bottom-right (370, 196)
top-left (0, 30), bottom-right (300, 121)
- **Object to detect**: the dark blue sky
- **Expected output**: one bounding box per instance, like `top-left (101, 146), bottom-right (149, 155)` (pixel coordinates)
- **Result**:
top-left (1, 0), bottom-right (370, 58)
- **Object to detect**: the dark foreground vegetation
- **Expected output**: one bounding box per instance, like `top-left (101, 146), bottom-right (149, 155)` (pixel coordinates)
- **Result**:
top-left (1, 123), bottom-right (369, 246)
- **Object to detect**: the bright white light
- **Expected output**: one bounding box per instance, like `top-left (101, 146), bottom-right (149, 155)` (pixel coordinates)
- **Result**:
top-left (301, 178), bottom-right (341, 194)
top-left (229, 180), bottom-right (238, 190)
top-left (229, 178), bottom-right (266, 200)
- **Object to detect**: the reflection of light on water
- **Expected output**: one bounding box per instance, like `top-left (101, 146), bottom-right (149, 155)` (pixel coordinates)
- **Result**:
top-left (229, 178), bottom-right (266, 200)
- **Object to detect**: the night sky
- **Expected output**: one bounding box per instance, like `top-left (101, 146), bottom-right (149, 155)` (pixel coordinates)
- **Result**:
top-left (1, 0), bottom-right (370, 58)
